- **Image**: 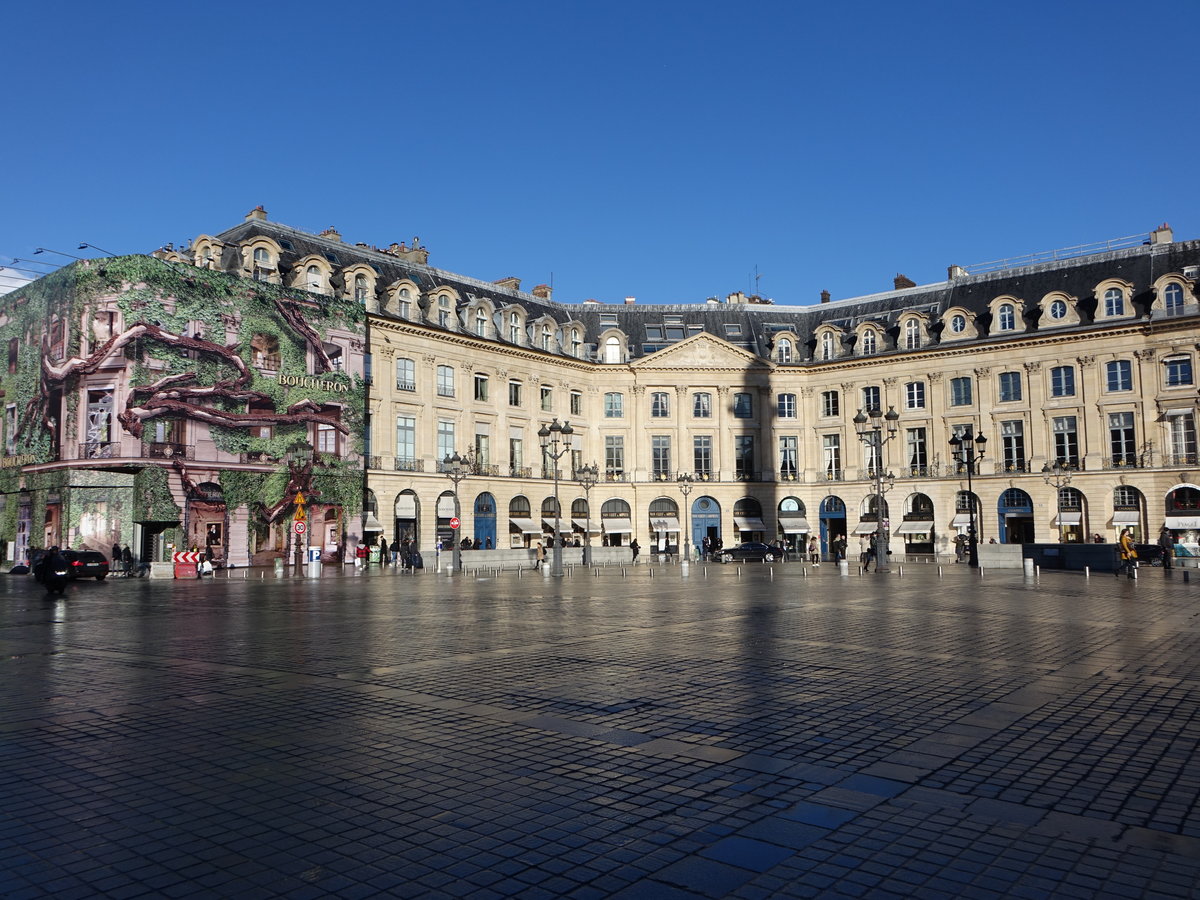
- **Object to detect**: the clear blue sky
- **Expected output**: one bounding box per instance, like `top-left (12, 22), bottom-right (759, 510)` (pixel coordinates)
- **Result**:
top-left (3, 1), bottom-right (1196, 304)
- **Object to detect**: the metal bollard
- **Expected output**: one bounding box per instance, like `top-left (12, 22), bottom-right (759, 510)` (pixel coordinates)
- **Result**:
top-left (1084, 566), bottom-right (1090, 578)
top-left (938, 566), bottom-right (943, 577)
top-left (898, 565), bottom-right (903, 577)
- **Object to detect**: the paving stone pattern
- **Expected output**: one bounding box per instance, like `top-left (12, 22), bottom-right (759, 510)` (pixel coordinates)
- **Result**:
top-left (1, 565), bottom-right (1198, 898)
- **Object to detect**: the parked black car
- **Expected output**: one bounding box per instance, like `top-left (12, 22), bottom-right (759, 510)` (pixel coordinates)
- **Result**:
top-left (61, 550), bottom-right (110, 580)
top-left (717, 542), bottom-right (778, 563)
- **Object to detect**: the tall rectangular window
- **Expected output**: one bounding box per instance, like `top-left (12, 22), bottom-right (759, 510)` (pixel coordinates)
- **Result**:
top-left (998, 371), bottom-right (1022, 402)
top-left (777, 393), bottom-right (797, 418)
top-left (604, 392), bottom-right (623, 417)
top-left (508, 381), bottom-right (522, 406)
top-left (1052, 416), bottom-right (1078, 467)
top-left (1050, 365), bottom-right (1075, 397)
top-left (1106, 360), bottom-right (1132, 392)
top-left (950, 376), bottom-right (972, 407)
top-left (821, 390), bottom-right (839, 417)
top-left (693, 435), bottom-right (712, 477)
top-left (734, 436), bottom-right (755, 480)
top-left (779, 435), bottom-right (798, 480)
top-left (5, 404), bottom-right (16, 456)
top-left (437, 420), bottom-right (456, 462)
top-left (733, 392), bottom-right (753, 418)
top-left (474, 432), bottom-right (490, 467)
top-left (861, 386), bottom-right (880, 412)
top-left (692, 392), bottom-right (712, 418)
top-left (1001, 420), bottom-right (1025, 472)
top-left (570, 391), bottom-right (582, 416)
top-left (1108, 412), bottom-right (1136, 466)
top-left (395, 415), bottom-right (415, 463)
top-left (1169, 413), bottom-right (1197, 464)
top-left (540, 385), bottom-right (553, 412)
top-left (605, 435), bottom-right (625, 476)
top-left (822, 434), bottom-right (841, 479)
top-left (473, 374), bottom-right (489, 401)
top-left (509, 436), bottom-right (524, 472)
top-left (651, 392), bottom-right (670, 417)
top-left (396, 358), bottom-right (415, 391)
top-left (436, 365), bottom-right (454, 398)
top-left (651, 435), bottom-right (671, 478)
top-left (905, 381), bottom-right (925, 409)
top-left (905, 427), bottom-right (927, 474)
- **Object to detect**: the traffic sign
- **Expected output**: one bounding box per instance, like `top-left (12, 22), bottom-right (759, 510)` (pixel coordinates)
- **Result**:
top-left (294, 520), bottom-right (307, 535)
top-left (449, 517), bottom-right (460, 530)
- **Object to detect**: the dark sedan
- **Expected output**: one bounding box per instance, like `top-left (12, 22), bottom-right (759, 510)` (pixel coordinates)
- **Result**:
top-left (62, 550), bottom-right (110, 580)
top-left (717, 542), bottom-right (779, 563)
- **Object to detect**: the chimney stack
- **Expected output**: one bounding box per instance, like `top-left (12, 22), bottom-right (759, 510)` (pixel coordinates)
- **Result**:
top-left (1151, 223), bottom-right (1174, 245)
top-left (245, 205), bottom-right (267, 221)
top-left (947, 264), bottom-right (968, 280)
top-left (319, 226), bottom-right (342, 242)
top-left (531, 284), bottom-right (552, 300)
top-left (494, 276), bottom-right (521, 291)
top-left (894, 274), bottom-right (916, 290)
top-left (820, 290), bottom-right (831, 304)
top-left (625, 296), bottom-right (636, 304)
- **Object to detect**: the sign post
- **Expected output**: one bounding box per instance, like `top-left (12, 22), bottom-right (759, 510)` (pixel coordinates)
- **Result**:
top-left (293, 490), bottom-right (307, 573)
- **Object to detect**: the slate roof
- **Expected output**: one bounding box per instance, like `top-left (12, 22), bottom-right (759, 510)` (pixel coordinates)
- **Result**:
top-left (214, 218), bottom-right (1200, 364)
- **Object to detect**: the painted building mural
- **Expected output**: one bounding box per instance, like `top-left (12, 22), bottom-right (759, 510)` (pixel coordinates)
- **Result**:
top-left (0, 256), bottom-right (366, 566)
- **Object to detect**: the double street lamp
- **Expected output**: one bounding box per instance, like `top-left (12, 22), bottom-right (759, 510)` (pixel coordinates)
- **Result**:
top-left (1042, 461), bottom-right (1073, 543)
top-left (949, 427), bottom-right (988, 568)
top-left (853, 406), bottom-right (899, 573)
top-left (442, 451), bottom-right (471, 573)
top-left (538, 418), bottom-right (573, 577)
top-left (576, 462), bottom-right (599, 567)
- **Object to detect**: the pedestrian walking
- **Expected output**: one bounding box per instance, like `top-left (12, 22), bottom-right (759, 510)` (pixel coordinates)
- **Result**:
top-left (112, 542), bottom-right (121, 565)
top-left (121, 545), bottom-right (133, 576)
top-left (1158, 526), bottom-right (1175, 570)
top-left (863, 541), bottom-right (877, 572)
top-left (535, 542), bottom-right (545, 570)
top-left (630, 538), bottom-right (640, 563)
top-left (389, 537), bottom-right (399, 565)
top-left (808, 535), bottom-right (820, 566)
top-left (1117, 528), bottom-right (1137, 579)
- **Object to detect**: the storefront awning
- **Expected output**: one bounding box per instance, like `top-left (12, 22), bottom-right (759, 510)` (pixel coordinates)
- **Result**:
top-left (896, 521), bottom-right (932, 535)
top-left (853, 521), bottom-right (880, 534)
top-left (778, 516), bottom-right (810, 534)
top-left (650, 517), bottom-right (680, 533)
top-left (543, 518), bottom-right (573, 533)
top-left (733, 516), bottom-right (766, 531)
top-left (1112, 510), bottom-right (1141, 525)
top-left (951, 513), bottom-right (972, 527)
top-left (1165, 515), bottom-right (1200, 530)
top-left (572, 518), bottom-right (602, 534)
top-left (509, 517), bottom-right (542, 534)
top-left (363, 513), bottom-right (384, 532)
top-left (603, 517), bottom-right (633, 534)
top-left (1054, 511), bottom-right (1082, 525)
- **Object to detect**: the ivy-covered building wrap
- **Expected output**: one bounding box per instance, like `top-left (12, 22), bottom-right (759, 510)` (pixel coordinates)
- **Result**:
top-left (0, 250), bottom-right (366, 567)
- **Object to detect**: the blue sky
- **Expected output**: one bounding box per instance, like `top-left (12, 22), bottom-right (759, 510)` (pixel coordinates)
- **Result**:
top-left (3, 1), bottom-right (1196, 304)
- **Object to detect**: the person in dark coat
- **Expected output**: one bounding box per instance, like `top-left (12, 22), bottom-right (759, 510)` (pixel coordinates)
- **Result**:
top-left (630, 539), bottom-right (640, 563)
top-left (1158, 526), bottom-right (1175, 570)
top-left (121, 545), bottom-right (133, 576)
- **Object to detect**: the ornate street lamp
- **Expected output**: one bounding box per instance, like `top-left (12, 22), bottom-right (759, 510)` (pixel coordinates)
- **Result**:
top-left (677, 473), bottom-right (695, 562)
top-left (538, 418), bottom-right (573, 577)
top-left (949, 427), bottom-right (988, 568)
top-left (1042, 461), bottom-right (1073, 543)
top-left (575, 463), bottom-right (599, 567)
top-left (853, 406), bottom-right (899, 573)
top-left (442, 451), bottom-right (471, 574)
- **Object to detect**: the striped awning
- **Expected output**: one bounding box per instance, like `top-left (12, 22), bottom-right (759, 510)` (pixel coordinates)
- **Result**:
top-left (572, 518), bottom-right (602, 534)
top-left (896, 521), bottom-right (932, 535)
top-left (543, 519), bottom-right (573, 533)
top-left (509, 517), bottom-right (541, 534)
top-left (603, 517), bottom-right (633, 534)
top-left (1054, 511), bottom-right (1082, 525)
top-left (853, 521), bottom-right (880, 534)
top-left (650, 517), bottom-right (680, 533)
top-left (1111, 510), bottom-right (1140, 525)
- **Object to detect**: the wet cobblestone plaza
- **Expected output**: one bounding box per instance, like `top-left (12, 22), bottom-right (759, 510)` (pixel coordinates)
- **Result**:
top-left (2, 563), bottom-right (1199, 898)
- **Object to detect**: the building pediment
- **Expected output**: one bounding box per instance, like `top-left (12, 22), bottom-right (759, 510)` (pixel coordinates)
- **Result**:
top-left (630, 332), bottom-right (764, 371)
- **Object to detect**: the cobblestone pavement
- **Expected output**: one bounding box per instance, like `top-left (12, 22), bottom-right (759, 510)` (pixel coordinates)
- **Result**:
top-left (2, 563), bottom-right (1198, 899)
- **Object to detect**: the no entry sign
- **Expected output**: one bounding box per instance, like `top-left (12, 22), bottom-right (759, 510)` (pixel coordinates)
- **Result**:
top-left (449, 517), bottom-right (460, 530)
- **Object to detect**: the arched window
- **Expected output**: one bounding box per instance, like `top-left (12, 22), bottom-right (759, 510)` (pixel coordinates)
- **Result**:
top-left (509, 495), bottom-right (531, 517)
top-left (475, 309), bottom-right (488, 336)
top-left (509, 312), bottom-right (521, 343)
top-left (860, 330), bottom-right (877, 355)
top-left (571, 498), bottom-right (589, 517)
top-left (734, 497), bottom-right (763, 518)
top-left (541, 325), bottom-right (552, 351)
top-left (908, 493), bottom-right (934, 516)
top-left (306, 265), bottom-right (322, 291)
top-left (571, 329), bottom-right (582, 357)
top-left (997, 303), bottom-right (1015, 331)
top-left (438, 294), bottom-right (451, 328)
top-left (601, 498), bottom-right (631, 517)
top-left (541, 496), bottom-right (561, 518)
top-left (354, 273), bottom-right (369, 301)
top-left (821, 332), bottom-right (835, 360)
top-left (777, 338), bottom-right (792, 363)
top-left (252, 246), bottom-right (272, 280)
top-left (1164, 283), bottom-right (1185, 314)
top-left (1104, 287), bottom-right (1124, 316)
top-left (605, 336), bottom-right (621, 363)
top-left (1113, 485), bottom-right (1141, 508)
top-left (905, 319), bottom-right (921, 349)
top-left (648, 497), bottom-right (678, 517)
top-left (780, 497), bottom-right (806, 516)
top-left (398, 287), bottom-right (412, 317)
top-left (396, 358), bottom-right (415, 391)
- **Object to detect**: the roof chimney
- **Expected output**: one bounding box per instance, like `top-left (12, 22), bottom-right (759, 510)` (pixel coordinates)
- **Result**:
top-left (494, 276), bottom-right (522, 291)
top-left (582, 298), bottom-right (601, 305)
top-left (1151, 222), bottom-right (1174, 245)
top-left (319, 227), bottom-right (342, 242)
top-left (531, 284), bottom-right (552, 300)
top-left (624, 296), bottom-right (636, 304)
top-left (820, 290), bottom-right (831, 304)
top-left (894, 274), bottom-right (916, 290)
top-left (245, 205), bottom-right (267, 222)
top-left (947, 264), bottom-right (968, 280)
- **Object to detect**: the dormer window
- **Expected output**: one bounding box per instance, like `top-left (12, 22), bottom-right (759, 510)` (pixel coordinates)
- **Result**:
top-left (1104, 287), bottom-right (1124, 317)
top-left (1165, 283), bottom-right (1185, 315)
top-left (509, 312), bottom-right (521, 343)
top-left (1048, 299), bottom-right (1067, 320)
top-left (904, 318), bottom-right (921, 349)
top-left (307, 266), bottom-right (322, 292)
top-left (821, 332), bottom-right (835, 360)
top-left (541, 324), bottom-right (552, 351)
top-left (997, 303), bottom-right (1015, 331)
top-left (475, 309), bottom-right (487, 336)
top-left (354, 274), bottom-right (369, 301)
top-left (777, 338), bottom-right (793, 363)
top-left (438, 295), bottom-right (451, 328)
top-left (571, 329), bottom-right (582, 357)
top-left (398, 287), bottom-right (412, 318)
top-left (950, 314), bottom-right (966, 334)
top-left (604, 336), bottom-right (622, 363)
top-left (252, 247), bottom-right (273, 281)
top-left (860, 330), bottom-right (877, 355)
